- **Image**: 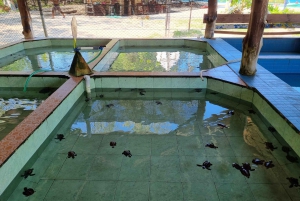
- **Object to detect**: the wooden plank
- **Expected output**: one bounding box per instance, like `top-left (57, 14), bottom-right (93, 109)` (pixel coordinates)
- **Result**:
top-left (203, 14), bottom-right (300, 23)
top-left (214, 30), bottom-right (300, 35)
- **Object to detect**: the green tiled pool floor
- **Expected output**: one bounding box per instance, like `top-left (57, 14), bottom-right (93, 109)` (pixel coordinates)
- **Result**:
top-left (8, 95), bottom-right (300, 201)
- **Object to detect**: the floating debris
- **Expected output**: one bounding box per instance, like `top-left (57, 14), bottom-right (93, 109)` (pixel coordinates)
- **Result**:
top-left (122, 150), bottom-right (132, 157)
top-left (264, 160), bottom-right (275, 169)
top-left (197, 160), bottom-right (212, 170)
top-left (252, 158), bottom-right (265, 165)
top-left (205, 143), bottom-right (218, 149)
top-left (23, 187), bottom-right (35, 197)
top-left (21, 169), bottom-right (35, 179)
top-left (68, 151), bottom-right (77, 159)
top-left (110, 141), bottom-right (117, 148)
top-left (106, 104), bottom-right (114, 108)
top-left (55, 134), bottom-right (65, 141)
top-left (286, 177), bottom-right (299, 188)
top-left (217, 123), bottom-right (228, 129)
top-left (264, 142), bottom-right (277, 151)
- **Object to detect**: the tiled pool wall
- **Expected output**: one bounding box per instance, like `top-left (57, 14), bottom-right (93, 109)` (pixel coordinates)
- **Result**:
top-left (93, 39), bottom-right (227, 72)
top-left (0, 38), bottom-right (111, 61)
top-left (1, 38), bottom-right (300, 200)
top-left (0, 77), bottom-right (85, 200)
top-left (223, 38), bottom-right (300, 74)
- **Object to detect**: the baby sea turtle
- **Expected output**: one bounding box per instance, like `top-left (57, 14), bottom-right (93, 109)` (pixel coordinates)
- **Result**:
top-left (240, 168), bottom-right (251, 178)
top-left (252, 158), bottom-right (265, 165)
top-left (217, 123), bottom-right (228, 129)
top-left (155, 101), bottom-right (162, 105)
top-left (139, 91), bottom-right (145, 96)
top-left (197, 161), bottom-right (212, 170)
top-left (242, 162), bottom-right (255, 171)
top-left (205, 143), bottom-right (218, 149)
top-left (23, 187), bottom-right (35, 197)
top-left (264, 142), bottom-right (277, 151)
top-left (122, 150), bottom-right (132, 157)
top-left (21, 169), bottom-right (35, 179)
top-left (55, 134), bottom-right (65, 141)
top-left (99, 94), bottom-right (104, 98)
top-left (68, 151), bottom-right (77, 159)
top-left (286, 177), bottom-right (299, 188)
top-left (110, 141), bottom-right (117, 148)
top-left (195, 89), bottom-right (202, 93)
top-left (264, 160), bottom-right (275, 169)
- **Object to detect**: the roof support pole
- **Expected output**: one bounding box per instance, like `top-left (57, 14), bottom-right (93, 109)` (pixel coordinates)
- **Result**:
top-left (239, 0), bottom-right (269, 75)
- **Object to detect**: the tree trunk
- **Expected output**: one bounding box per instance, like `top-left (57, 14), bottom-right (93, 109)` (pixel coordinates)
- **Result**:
top-left (239, 0), bottom-right (269, 76)
top-left (204, 0), bottom-right (218, 39)
top-left (17, 0), bottom-right (34, 39)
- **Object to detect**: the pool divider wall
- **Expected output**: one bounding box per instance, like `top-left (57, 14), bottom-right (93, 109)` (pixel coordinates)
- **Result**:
top-left (0, 81), bottom-right (86, 200)
top-left (207, 77), bottom-right (300, 157)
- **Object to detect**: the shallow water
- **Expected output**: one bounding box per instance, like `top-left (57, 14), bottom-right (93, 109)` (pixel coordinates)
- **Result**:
top-left (0, 96), bottom-right (45, 141)
top-left (106, 47), bottom-right (214, 72)
top-left (0, 47), bottom-right (100, 72)
top-left (6, 90), bottom-right (300, 201)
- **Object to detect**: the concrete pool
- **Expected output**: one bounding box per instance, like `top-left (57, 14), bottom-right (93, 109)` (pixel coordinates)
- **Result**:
top-left (0, 38), bottom-right (300, 200)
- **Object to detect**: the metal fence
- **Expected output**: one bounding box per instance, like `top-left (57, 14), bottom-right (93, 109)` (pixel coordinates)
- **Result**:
top-left (0, 0), bottom-right (208, 47)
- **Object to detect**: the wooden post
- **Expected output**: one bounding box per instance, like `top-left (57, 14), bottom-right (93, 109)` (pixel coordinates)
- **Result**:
top-left (239, 0), bottom-right (269, 75)
top-left (17, 0), bottom-right (34, 39)
top-left (204, 0), bottom-right (218, 39)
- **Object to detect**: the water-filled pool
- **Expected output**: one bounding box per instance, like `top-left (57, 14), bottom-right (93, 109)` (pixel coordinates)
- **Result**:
top-left (0, 47), bottom-right (100, 72)
top-left (97, 47), bottom-right (216, 72)
top-left (0, 91), bottom-right (50, 140)
top-left (6, 89), bottom-right (300, 201)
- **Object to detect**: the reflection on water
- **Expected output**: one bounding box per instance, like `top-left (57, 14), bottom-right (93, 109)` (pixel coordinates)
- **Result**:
top-left (0, 98), bottom-right (44, 140)
top-left (0, 47), bottom-right (100, 72)
top-left (108, 47), bottom-right (214, 72)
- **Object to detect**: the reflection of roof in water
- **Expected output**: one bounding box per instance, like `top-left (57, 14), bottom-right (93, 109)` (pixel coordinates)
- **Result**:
top-left (156, 51), bottom-right (180, 71)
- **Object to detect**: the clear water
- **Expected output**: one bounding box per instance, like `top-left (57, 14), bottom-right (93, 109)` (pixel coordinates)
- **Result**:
top-left (6, 90), bottom-right (300, 201)
top-left (0, 47), bottom-right (100, 72)
top-left (106, 47), bottom-right (214, 72)
top-left (0, 92), bottom-right (50, 140)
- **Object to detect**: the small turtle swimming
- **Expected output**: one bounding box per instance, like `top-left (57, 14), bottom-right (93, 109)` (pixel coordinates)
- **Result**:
top-left (155, 101), bottom-right (162, 105)
top-left (139, 91), bottom-right (145, 96)
top-left (217, 123), bottom-right (228, 129)
top-left (21, 169), bottom-right (35, 179)
top-left (264, 160), bottom-right (275, 169)
top-left (23, 187), bottom-right (35, 197)
top-left (205, 143), bottom-right (218, 149)
top-left (68, 151), bottom-right (77, 159)
top-left (197, 161), bottom-right (213, 170)
top-left (264, 142), bottom-right (277, 151)
top-left (54, 134), bottom-right (65, 141)
top-left (99, 94), bottom-right (104, 98)
top-left (195, 89), bottom-right (202, 93)
top-left (242, 162), bottom-right (255, 171)
top-left (110, 141), bottom-right (117, 148)
top-left (240, 167), bottom-right (251, 178)
top-left (286, 177), bottom-right (299, 188)
top-left (232, 163), bottom-right (242, 170)
top-left (122, 150), bottom-right (132, 157)
top-left (252, 158), bottom-right (265, 165)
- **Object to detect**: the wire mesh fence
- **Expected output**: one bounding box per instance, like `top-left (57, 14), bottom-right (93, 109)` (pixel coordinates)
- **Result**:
top-left (0, 0), bottom-right (208, 47)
